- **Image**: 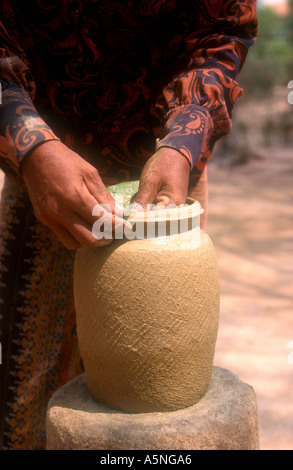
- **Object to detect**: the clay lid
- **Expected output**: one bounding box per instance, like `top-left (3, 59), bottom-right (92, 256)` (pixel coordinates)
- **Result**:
top-left (107, 180), bottom-right (203, 222)
top-left (127, 197), bottom-right (203, 224)
top-left (107, 181), bottom-right (203, 243)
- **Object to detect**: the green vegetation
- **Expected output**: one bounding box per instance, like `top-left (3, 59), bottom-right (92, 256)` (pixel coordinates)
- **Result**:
top-left (239, 3), bottom-right (293, 98)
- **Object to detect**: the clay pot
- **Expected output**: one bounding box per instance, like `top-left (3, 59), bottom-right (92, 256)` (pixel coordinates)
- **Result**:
top-left (74, 195), bottom-right (220, 413)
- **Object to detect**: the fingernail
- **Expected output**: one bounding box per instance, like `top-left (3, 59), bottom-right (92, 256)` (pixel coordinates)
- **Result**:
top-left (152, 203), bottom-right (166, 211)
top-left (129, 202), bottom-right (144, 212)
top-left (115, 203), bottom-right (125, 217)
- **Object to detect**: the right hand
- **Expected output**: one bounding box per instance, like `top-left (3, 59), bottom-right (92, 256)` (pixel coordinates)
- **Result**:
top-left (21, 140), bottom-right (127, 250)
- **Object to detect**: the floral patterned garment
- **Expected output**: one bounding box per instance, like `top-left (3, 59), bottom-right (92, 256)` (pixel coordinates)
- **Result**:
top-left (0, 0), bottom-right (257, 182)
top-left (0, 0), bottom-right (257, 449)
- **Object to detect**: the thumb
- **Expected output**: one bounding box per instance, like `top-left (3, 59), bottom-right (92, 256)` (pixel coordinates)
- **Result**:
top-left (132, 176), bottom-right (161, 211)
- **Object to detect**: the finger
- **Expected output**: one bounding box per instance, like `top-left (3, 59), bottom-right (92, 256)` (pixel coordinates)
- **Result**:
top-left (91, 202), bottom-right (132, 236)
top-left (71, 186), bottom-right (108, 225)
top-left (65, 213), bottom-right (115, 248)
top-left (53, 190), bottom-right (130, 246)
top-left (152, 194), bottom-right (173, 209)
top-left (188, 167), bottom-right (208, 212)
top-left (48, 221), bottom-right (82, 250)
top-left (91, 208), bottom-right (132, 243)
top-left (69, 209), bottom-right (132, 247)
top-left (69, 186), bottom-right (125, 231)
top-left (153, 186), bottom-right (188, 208)
top-left (85, 172), bottom-right (125, 217)
top-left (132, 175), bottom-right (161, 211)
top-left (188, 167), bottom-right (208, 230)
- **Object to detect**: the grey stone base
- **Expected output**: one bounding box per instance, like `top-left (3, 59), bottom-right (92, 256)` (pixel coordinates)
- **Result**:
top-left (46, 367), bottom-right (259, 450)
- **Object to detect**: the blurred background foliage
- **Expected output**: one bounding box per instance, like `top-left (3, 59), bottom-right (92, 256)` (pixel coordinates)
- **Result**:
top-left (240, 1), bottom-right (293, 97)
top-left (216, 1), bottom-right (293, 157)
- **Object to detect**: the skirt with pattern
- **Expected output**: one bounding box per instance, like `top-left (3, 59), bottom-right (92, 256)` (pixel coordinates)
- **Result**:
top-left (0, 175), bottom-right (83, 450)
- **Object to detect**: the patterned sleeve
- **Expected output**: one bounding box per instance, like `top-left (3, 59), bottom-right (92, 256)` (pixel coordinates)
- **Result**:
top-left (0, 1), bottom-right (59, 177)
top-left (155, 0), bottom-right (258, 175)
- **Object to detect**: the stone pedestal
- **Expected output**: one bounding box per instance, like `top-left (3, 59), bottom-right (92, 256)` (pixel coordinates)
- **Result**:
top-left (46, 367), bottom-right (259, 450)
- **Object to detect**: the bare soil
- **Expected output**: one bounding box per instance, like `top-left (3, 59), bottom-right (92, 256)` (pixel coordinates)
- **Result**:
top-left (207, 146), bottom-right (293, 450)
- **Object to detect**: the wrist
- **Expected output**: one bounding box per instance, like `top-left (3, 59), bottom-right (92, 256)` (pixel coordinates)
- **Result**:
top-left (20, 139), bottom-right (61, 178)
top-left (156, 104), bottom-right (214, 168)
top-left (155, 146), bottom-right (191, 169)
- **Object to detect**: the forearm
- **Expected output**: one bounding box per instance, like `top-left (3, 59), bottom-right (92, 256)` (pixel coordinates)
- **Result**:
top-left (0, 85), bottom-right (60, 176)
top-left (0, 4), bottom-right (60, 177)
top-left (155, 0), bottom-right (258, 171)
top-left (156, 104), bottom-right (214, 168)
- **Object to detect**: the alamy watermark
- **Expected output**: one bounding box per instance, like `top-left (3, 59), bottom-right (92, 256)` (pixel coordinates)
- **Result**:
top-left (91, 196), bottom-right (201, 244)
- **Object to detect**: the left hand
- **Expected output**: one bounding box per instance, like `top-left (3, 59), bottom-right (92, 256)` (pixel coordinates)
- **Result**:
top-left (133, 147), bottom-right (190, 210)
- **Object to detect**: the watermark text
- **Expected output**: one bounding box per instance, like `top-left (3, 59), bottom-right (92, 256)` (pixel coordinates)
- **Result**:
top-left (92, 197), bottom-right (201, 244)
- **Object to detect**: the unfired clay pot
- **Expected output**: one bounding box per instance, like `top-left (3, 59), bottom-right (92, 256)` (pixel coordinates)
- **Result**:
top-left (74, 187), bottom-right (220, 413)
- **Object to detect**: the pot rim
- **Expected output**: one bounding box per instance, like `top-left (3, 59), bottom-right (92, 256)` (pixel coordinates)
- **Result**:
top-left (127, 197), bottom-right (204, 224)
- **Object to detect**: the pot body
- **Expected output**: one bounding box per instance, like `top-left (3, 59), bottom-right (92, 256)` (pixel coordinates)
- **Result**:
top-left (74, 231), bottom-right (220, 412)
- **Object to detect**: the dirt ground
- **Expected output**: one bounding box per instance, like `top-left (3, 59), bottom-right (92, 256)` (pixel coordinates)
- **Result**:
top-left (0, 143), bottom-right (292, 450)
top-left (207, 146), bottom-right (293, 450)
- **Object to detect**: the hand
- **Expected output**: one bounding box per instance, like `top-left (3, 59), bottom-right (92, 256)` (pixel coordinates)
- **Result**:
top-left (21, 140), bottom-right (127, 250)
top-left (133, 147), bottom-right (190, 210)
top-left (188, 166), bottom-right (208, 230)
